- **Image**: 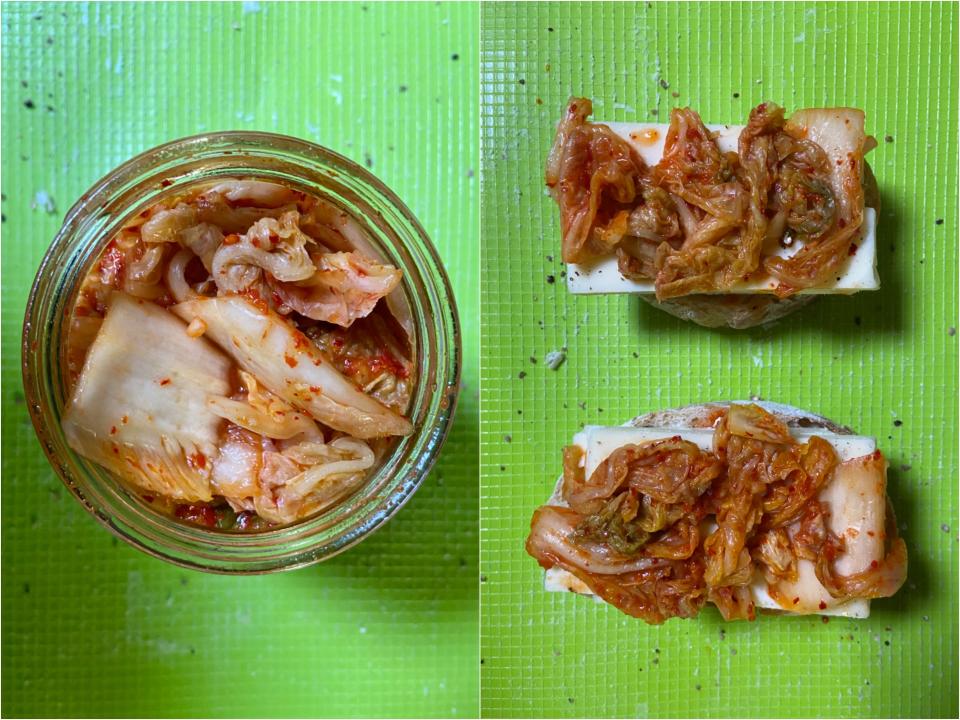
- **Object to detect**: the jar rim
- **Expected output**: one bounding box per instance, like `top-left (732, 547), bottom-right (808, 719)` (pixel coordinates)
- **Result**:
top-left (22, 131), bottom-right (461, 573)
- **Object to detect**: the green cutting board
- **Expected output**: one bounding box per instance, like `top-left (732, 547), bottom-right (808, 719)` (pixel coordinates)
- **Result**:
top-left (480, 2), bottom-right (958, 717)
top-left (1, 2), bottom-right (478, 717)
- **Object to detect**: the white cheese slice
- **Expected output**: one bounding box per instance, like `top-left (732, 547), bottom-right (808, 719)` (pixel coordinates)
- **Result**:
top-left (566, 122), bottom-right (878, 296)
top-left (546, 424), bottom-right (884, 619)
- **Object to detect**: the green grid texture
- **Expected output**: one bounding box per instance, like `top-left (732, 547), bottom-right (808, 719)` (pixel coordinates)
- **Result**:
top-left (479, 2), bottom-right (958, 718)
top-left (1, 2), bottom-right (478, 717)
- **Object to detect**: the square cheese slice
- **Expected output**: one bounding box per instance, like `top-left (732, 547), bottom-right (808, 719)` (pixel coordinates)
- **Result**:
top-left (544, 424), bottom-right (885, 619)
top-left (566, 121), bottom-right (878, 296)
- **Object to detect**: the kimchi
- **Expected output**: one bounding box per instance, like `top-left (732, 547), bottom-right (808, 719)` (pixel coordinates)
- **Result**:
top-left (63, 180), bottom-right (415, 530)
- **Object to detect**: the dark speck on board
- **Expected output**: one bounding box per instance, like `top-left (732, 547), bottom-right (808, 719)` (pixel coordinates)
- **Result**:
top-left (518, 78), bottom-right (525, 85)
top-left (546, 274), bottom-right (555, 284)
top-left (364, 153), bottom-right (373, 169)
top-left (893, 420), bottom-right (902, 427)
top-left (46, 36), bottom-right (53, 45)
top-left (23, 99), bottom-right (35, 109)
top-left (884, 135), bottom-right (894, 143)
top-left (20, 80), bottom-right (27, 88)
top-left (503, 435), bottom-right (512, 443)
top-left (451, 53), bottom-right (459, 61)
top-left (854, 316), bottom-right (861, 326)
top-left (949, 327), bottom-right (956, 336)
top-left (659, 78), bottom-right (670, 89)
top-left (517, 371), bottom-right (526, 379)
top-left (23, 583), bottom-right (30, 594)
top-left (547, 26), bottom-right (554, 31)
top-left (935, 218), bottom-right (944, 225)
top-left (399, 85), bottom-right (408, 93)
top-left (733, 92), bottom-right (740, 98)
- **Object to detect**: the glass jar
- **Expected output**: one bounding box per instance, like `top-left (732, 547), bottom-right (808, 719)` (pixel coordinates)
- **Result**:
top-left (22, 132), bottom-right (461, 573)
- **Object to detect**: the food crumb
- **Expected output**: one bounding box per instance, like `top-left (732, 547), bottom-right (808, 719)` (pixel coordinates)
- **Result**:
top-left (529, 356), bottom-right (537, 364)
top-left (941, 524), bottom-right (950, 534)
top-left (518, 371), bottom-right (526, 379)
top-left (545, 350), bottom-right (566, 370)
top-left (900, 464), bottom-right (912, 471)
top-left (884, 135), bottom-right (894, 143)
top-left (659, 78), bottom-right (670, 89)
top-left (31, 190), bottom-right (56, 214)
top-left (949, 327), bottom-right (956, 336)
top-left (546, 274), bottom-right (555, 284)
top-left (503, 435), bottom-right (512, 443)
top-left (671, 91), bottom-right (680, 98)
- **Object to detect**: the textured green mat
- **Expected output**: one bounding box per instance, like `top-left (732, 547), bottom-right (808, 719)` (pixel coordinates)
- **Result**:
top-left (479, 2), bottom-right (958, 718)
top-left (1, 2), bottom-right (478, 717)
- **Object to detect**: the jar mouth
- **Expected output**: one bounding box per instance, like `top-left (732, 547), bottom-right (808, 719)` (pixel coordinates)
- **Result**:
top-left (22, 132), bottom-right (461, 573)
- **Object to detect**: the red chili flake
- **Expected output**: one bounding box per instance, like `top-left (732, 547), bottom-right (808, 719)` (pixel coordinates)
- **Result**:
top-left (838, 218), bottom-right (847, 229)
top-left (867, 530), bottom-right (875, 537)
top-left (251, 238), bottom-right (261, 248)
top-left (174, 503), bottom-right (217, 528)
top-left (284, 354), bottom-right (298, 368)
top-left (269, 233), bottom-right (279, 245)
top-left (818, 601), bottom-right (827, 610)
top-left (821, 616), bottom-right (830, 624)
top-left (332, 337), bottom-right (345, 349)
top-left (142, 495), bottom-right (154, 503)
top-left (292, 334), bottom-right (309, 350)
top-left (159, 378), bottom-right (171, 386)
top-left (271, 291), bottom-right (284, 307)
top-left (848, 243), bottom-right (858, 256)
top-left (160, 179), bottom-right (173, 187)
top-left (223, 233), bottom-right (240, 245)
top-left (849, 157), bottom-right (857, 170)
top-left (112, 446), bottom-right (120, 455)
top-left (139, 209), bottom-right (150, 218)
top-left (187, 452), bottom-right (207, 470)
top-left (109, 426), bottom-right (117, 435)
top-left (242, 289), bottom-right (269, 312)
top-left (309, 386), bottom-right (321, 392)
top-left (793, 597), bottom-right (800, 605)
